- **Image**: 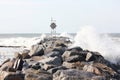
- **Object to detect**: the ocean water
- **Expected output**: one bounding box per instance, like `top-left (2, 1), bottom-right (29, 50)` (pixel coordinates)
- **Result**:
top-left (0, 29), bottom-right (120, 64)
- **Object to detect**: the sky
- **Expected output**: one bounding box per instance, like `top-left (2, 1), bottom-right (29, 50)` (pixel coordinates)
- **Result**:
top-left (0, 0), bottom-right (120, 33)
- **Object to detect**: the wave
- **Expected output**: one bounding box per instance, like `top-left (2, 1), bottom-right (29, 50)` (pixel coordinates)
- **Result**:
top-left (72, 26), bottom-right (120, 64)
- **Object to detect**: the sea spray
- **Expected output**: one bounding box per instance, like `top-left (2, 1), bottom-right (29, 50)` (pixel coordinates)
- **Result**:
top-left (72, 26), bottom-right (120, 64)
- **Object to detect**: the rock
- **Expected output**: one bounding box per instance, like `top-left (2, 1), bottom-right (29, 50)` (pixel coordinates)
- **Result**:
top-left (0, 58), bottom-right (10, 67)
top-left (91, 76), bottom-right (106, 80)
top-left (25, 68), bottom-right (52, 80)
top-left (83, 65), bottom-right (101, 75)
top-left (29, 45), bottom-right (44, 56)
top-left (0, 61), bottom-right (14, 71)
top-left (93, 63), bottom-right (117, 77)
top-left (65, 55), bottom-right (85, 62)
top-left (52, 47), bottom-right (65, 55)
top-left (45, 51), bottom-right (61, 57)
top-left (2, 67), bottom-right (16, 72)
top-left (62, 51), bottom-right (78, 61)
top-left (21, 49), bottom-right (30, 59)
top-left (42, 64), bottom-right (56, 71)
top-left (13, 59), bottom-right (24, 71)
top-left (31, 56), bottom-right (45, 62)
top-left (48, 66), bottom-right (67, 74)
top-left (53, 69), bottom-right (95, 80)
top-left (14, 52), bottom-right (22, 59)
top-left (39, 56), bottom-right (62, 66)
top-left (62, 61), bottom-right (87, 69)
top-left (55, 41), bottom-right (67, 47)
top-left (0, 71), bottom-right (24, 80)
top-left (67, 46), bottom-right (83, 52)
top-left (85, 52), bottom-right (105, 63)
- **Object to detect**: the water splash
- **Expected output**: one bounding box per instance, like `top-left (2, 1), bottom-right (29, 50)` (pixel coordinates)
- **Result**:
top-left (73, 26), bottom-right (120, 64)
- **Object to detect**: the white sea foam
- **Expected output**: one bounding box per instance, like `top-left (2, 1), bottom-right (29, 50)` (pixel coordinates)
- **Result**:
top-left (72, 26), bottom-right (120, 64)
top-left (0, 34), bottom-right (47, 49)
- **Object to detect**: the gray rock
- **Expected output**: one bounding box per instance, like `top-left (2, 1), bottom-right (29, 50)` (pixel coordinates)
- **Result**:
top-left (25, 68), bottom-right (52, 80)
top-left (39, 56), bottom-right (62, 66)
top-left (53, 69), bottom-right (95, 80)
top-left (45, 51), bottom-right (61, 57)
top-left (48, 66), bottom-right (67, 74)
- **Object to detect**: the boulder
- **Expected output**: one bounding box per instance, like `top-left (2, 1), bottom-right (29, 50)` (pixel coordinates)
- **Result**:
top-left (62, 51), bottom-right (78, 61)
top-left (29, 45), bottom-right (44, 56)
top-left (0, 58), bottom-right (10, 67)
top-left (14, 52), bottom-right (22, 59)
top-left (21, 49), bottom-right (30, 59)
top-left (45, 51), bottom-right (61, 57)
top-left (65, 55), bottom-right (85, 62)
top-left (0, 61), bottom-right (14, 71)
top-left (25, 68), bottom-right (52, 80)
top-left (83, 65), bottom-right (101, 75)
top-left (53, 69), bottom-right (95, 80)
top-left (48, 66), bottom-right (67, 74)
top-left (67, 46), bottom-right (83, 52)
top-left (62, 61), bottom-right (87, 69)
top-left (85, 52), bottom-right (105, 63)
top-left (13, 59), bottom-right (24, 71)
top-left (0, 71), bottom-right (24, 80)
top-left (39, 56), bottom-right (62, 66)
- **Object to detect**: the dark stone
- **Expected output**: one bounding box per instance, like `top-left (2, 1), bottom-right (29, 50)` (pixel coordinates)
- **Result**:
top-left (65, 55), bottom-right (85, 62)
top-left (13, 59), bottom-right (24, 71)
top-left (47, 66), bottom-right (67, 74)
top-left (67, 46), bottom-right (83, 52)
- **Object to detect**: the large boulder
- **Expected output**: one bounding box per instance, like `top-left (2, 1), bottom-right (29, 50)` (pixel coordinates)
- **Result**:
top-left (29, 45), bottom-right (44, 56)
top-left (0, 71), bottom-right (24, 80)
top-left (24, 68), bottom-right (52, 80)
top-left (53, 69), bottom-right (95, 80)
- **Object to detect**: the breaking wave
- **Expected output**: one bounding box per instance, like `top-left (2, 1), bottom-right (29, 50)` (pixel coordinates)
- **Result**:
top-left (73, 26), bottom-right (120, 64)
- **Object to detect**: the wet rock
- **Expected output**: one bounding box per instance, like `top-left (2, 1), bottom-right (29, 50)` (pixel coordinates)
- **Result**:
top-left (85, 52), bottom-right (105, 63)
top-left (67, 46), bottom-right (83, 52)
top-left (29, 45), bottom-right (44, 56)
top-left (53, 69), bottom-right (95, 80)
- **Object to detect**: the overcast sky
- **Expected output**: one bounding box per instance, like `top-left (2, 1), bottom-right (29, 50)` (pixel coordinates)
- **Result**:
top-left (0, 0), bottom-right (120, 33)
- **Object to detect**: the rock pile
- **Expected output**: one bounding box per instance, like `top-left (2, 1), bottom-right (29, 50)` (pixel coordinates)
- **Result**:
top-left (0, 36), bottom-right (120, 80)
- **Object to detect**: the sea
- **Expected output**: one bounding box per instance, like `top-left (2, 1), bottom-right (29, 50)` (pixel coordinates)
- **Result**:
top-left (0, 29), bottom-right (120, 64)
